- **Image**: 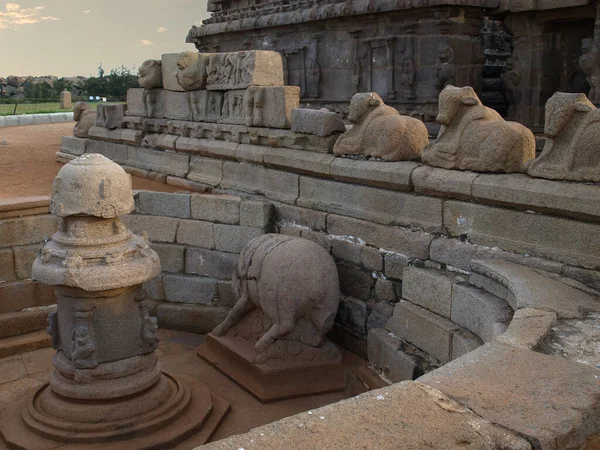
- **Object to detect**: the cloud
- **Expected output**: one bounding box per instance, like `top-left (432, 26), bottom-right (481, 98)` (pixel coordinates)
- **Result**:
top-left (82, 10), bottom-right (92, 14)
top-left (157, 26), bottom-right (167, 33)
top-left (137, 40), bottom-right (154, 46)
top-left (0, 3), bottom-right (59, 29)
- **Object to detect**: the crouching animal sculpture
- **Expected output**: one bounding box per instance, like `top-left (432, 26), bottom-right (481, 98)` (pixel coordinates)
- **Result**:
top-left (527, 92), bottom-right (600, 182)
top-left (333, 92), bottom-right (429, 161)
top-left (73, 102), bottom-right (97, 138)
top-left (176, 52), bottom-right (209, 91)
top-left (422, 85), bottom-right (535, 172)
top-left (212, 234), bottom-right (340, 362)
top-left (138, 59), bottom-right (163, 89)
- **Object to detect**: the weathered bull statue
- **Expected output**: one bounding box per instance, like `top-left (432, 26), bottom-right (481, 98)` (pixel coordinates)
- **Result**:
top-left (422, 85), bottom-right (535, 172)
top-left (138, 59), bottom-right (162, 89)
top-left (333, 92), bottom-right (429, 161)
top-left (212, 234), bottom-right (340, 362)
top-left (73, 102), bottom-right (96, 138)
top-left (527, 92), bottom-right (600, 182)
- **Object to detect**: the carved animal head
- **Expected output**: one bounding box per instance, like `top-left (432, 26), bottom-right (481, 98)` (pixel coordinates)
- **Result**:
top-left (138, 60), bottom-right (162, 89)
top-left (176, 52), bottom-right (207, 90)
top-left (436, 85), bottom-right (481, 125)
top-left (73, 102), bottom-right (90, 121)
top-left (348, 92), bottom-right (383, 123)
top-left (544, 92), bottom-right (595, 137)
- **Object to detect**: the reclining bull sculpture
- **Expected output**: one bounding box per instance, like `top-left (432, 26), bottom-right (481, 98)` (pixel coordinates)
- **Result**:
top-left (422, 85), bottom-right (535, 173)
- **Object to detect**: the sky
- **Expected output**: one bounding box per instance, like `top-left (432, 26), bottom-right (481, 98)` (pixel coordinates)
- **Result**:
top-left (0, 0), bottom-right (210, 77)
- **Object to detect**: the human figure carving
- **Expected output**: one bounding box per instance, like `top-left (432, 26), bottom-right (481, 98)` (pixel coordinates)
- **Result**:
top-left (334, 92), bottom-right (429, 161)
top-left (400, 58), bottom-right (417, 99)
top-left (138, 60), bottom-right (162, 89)
top-left (73, 102), bottom-right (96, 138)
top-left (527, 92), bottom-right (600, 182)
top-left (70, 326), bottom-right (98, 369)
top-left (435, 45), bottom-right (456, 91)
top-left (212, 234), bottom-right (340, 363)
top-left (422, 85), bottom-right (535, 172)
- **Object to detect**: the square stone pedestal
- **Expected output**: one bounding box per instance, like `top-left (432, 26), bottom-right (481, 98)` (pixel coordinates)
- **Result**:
top-left (198, 333), bottom-right (346, 403)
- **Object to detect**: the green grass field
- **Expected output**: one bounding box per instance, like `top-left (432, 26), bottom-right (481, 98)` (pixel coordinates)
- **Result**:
top-left (0, 102), bottom-right (102, 116)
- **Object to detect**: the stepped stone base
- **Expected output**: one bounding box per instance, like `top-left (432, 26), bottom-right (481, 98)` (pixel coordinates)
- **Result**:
top-left (0, 330), bottom-right (51, 359)
top-left (198, 333), bottom-right (346, 402)
top-left (0, 372), bottom-right (230, 449)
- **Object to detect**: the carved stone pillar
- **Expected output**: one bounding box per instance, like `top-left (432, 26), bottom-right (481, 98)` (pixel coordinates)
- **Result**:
top-left (0, 154), bottom-right (229, 449)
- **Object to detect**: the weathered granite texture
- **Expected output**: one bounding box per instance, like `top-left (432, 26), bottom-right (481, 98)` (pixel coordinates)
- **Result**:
top-left (527, 92), bottom-right (600, 182)
top-left (422, 86), bottom-right (535, 172)
top-left (187, 1), bottom-right (488, 118)
top-left (0, 155), bottom-right (229, 449)
top-left (96, 104), bottom-right (125, 130)
top-left (73, 102), bottom-right (96, 138)
top-left (176, 52), bottom-right (209, 91)
top-left (499, 1), bottom-right (597, 128)
top-left (138, 59), bottom-right (163, 89)
top-left (291, 108), bottom-right (346, 137)
top-left (206, 50), bottom-right (284, 90)
top-left (201, 234), bottom-right (345, 401)
top-left (334, 93), bottom-right (429, 161)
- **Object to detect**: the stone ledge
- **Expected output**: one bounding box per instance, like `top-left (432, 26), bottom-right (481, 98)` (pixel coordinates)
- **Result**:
top-left (444, 201), bottom-right (600, 270)
top-left (419, 342), bottom-right (600, 450)
top-left (0, 112), bottom-right (73, 128)
top-left (198, 380), bottom-right (529, 450)
top-left (469, 259), bottom-right (600, 319)
top-left (70, 135), bottom-right (600, 227)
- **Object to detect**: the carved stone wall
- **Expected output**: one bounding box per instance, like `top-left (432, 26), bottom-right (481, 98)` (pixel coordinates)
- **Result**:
top-left (188, 1), bottom-right (489, 119)
top-left (191, 0), bottom-right (600, 128)
top-left (495, 2), bottom-right (596, 128)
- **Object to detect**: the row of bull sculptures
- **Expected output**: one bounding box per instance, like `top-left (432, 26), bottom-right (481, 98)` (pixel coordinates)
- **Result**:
top-left (337, 85), bottom-right (600, 183)
top-left (73, 81), bottom-right (600, 184)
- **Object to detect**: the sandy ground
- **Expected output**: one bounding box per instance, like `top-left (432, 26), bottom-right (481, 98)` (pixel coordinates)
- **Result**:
top-left (0, 123), bottom-right (184, 199)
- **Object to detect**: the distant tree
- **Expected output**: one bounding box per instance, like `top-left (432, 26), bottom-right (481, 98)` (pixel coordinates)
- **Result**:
top-left (81, 65), bottom-right (139, 99)
top-left (53, 78), bottom-right (73, 95)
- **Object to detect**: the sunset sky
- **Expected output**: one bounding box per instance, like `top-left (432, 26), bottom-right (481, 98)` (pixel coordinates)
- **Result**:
top-left (1, 0), bottom-right (209, 77)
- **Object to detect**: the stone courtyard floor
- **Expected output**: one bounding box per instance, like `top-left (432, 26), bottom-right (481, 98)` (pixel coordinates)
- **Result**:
top-left (0, 123), bottom-right (182, 199)
top-left (0, 329), bottom-right (366, 447)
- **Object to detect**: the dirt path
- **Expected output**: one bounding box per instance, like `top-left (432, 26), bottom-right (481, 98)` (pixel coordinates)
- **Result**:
top-left (0, 123), bottom-right (184, 200)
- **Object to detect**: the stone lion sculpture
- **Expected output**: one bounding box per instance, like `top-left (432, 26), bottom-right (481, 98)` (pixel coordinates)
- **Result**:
top-left (138, 59), bottom-right (162, 89)
top-left (73, 102), bottom-right (96, 138)
top-left (527, 92), bottom-right (600, 182)
top-left (212, 234), bottom-right (340, 363)
top-left (333, 92), bottom-right (429, 161)
top-left (422, 85), bottom-right (535, 172)
top-left (176, 52), bottom-right (209, 91)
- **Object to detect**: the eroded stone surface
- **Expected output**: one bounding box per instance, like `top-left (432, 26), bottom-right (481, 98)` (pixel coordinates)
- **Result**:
top-left (199, 381), bottom-right (531, 450)
top-left (334, 92), bottom-right (429, 161)
top-left (470, 259), bottom-right (600, 319)
top-left (206, 50), bottom-right (284, 90)
top-left (203, 234), bottom-right (344, 401)
top-left (422, 86), bottom-right (535, 172)
top-left (73, 102), bottom-right (96, 138)
top-left (420, 343), bottom-right (600, 450)
top-left (138, 60), bottom-right (163, 89)
top-left (527, 92), bottom-right (600, 182)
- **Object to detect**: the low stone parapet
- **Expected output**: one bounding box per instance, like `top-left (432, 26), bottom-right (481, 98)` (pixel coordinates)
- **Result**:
top-left (0, 112), bottom-right (74, 127)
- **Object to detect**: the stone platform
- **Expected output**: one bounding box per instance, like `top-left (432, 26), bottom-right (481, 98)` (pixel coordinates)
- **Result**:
top-left (199, 333), bottom-right (346, 402)
top-left (0, 329), bottom-right (366, 448)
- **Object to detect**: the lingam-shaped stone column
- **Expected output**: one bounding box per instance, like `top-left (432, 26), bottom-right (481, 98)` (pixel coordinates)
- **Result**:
top-left (0, 154), bottom-right (228, 449)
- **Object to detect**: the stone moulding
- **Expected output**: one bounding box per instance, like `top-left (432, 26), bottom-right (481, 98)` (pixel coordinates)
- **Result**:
top-left (187, 0), bottom-right (500, 39)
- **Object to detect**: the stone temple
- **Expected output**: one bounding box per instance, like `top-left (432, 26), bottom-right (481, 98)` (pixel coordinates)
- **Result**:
top-left (188, 0), bottom-right (600, 131)
top-left (0, 1), bottom-right (600, 449)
